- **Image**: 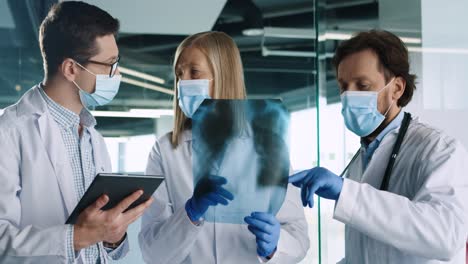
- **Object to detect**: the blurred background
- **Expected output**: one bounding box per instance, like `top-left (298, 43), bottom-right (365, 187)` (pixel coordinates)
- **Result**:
top-left (1, 0), bottom-right (467, 263)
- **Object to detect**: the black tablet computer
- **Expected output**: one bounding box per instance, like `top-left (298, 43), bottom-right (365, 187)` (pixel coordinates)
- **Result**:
top-left (66, 173), bottom-right (164, 224)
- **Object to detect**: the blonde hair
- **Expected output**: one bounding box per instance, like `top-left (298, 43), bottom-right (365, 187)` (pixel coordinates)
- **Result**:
top-left (171, 31), bottom-right (247, 147)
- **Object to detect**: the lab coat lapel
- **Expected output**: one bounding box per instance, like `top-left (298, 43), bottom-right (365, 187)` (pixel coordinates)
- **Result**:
top-left (18, 86), bottom-right (78, 216)
top-left (36, 111), bottom-right (77, 215)
top-left (346, 149), bottom-right (365, 182)
top-left (361, 132), bottom-right (398, 188)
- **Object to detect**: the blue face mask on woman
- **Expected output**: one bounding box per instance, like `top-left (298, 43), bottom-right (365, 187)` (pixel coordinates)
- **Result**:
top-left (73, 61), bottom-right (121, 109)
top-left (340, 78), bottom-right (395, 137)
top-left (177, 79), bottom-right (211, 118)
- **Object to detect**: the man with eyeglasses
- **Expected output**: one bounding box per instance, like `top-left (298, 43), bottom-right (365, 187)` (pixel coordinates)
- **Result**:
top-left (0, 2), bottom-right (152, 263)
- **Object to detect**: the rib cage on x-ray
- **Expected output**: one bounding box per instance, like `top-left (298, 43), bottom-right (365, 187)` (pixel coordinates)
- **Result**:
top-left (192, 99), bottom-right (290, 224)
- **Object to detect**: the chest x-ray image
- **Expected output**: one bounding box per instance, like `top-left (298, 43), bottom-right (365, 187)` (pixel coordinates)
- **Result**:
top-left (192, 99), bottom-right (290, 224)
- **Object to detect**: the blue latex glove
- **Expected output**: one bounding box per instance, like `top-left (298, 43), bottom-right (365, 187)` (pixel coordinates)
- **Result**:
top-left (288, 167), bottom-right (344, 208)
top-left (185, 175), bottom-right (234, 222)
top-left (244, 212), bottom-right (280, 258)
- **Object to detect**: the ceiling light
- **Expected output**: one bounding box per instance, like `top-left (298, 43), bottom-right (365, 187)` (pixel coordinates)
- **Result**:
top-left (407, 46), bottom-right (468, 54)
top-left (129, 109), bottom-right (173, 116)
top-left (321, 32), bottom-right (352, 41)
top-left (263, 27), bottom-right (421, 44)
top-left (121, 77), bottom-right (174, 95)
top-left (320, 31), bottom-right (421, 44)
top-left (399, 37), bottom-right (422, 44)
top-left (119, 66), bottom-right (165, 84)
top-left (91, 109), bottom-right (173, 119)
top-left (242, 28), bottom-right (265, 36)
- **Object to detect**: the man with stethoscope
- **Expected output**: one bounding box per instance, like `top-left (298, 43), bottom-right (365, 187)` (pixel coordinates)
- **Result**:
top-left (289, 30), bottom-right (468, 263)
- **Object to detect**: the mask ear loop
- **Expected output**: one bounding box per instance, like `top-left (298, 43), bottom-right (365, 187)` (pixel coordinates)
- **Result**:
top-left (383, 99), bottom-right (395, 116)
top-left (72, 61), bottom-right (95, 96)
top-left (74, 61), bottom-right (97, 76)
top-left (377, 77), bottom-right (396, 93)
top-left (72, 80), bottom-right (84, 92)
top-left (382, 77), bottom-right (397, 116)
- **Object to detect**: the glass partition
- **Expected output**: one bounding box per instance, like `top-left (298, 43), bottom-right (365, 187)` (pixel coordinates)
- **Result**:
top-left (3, 0), bottom-right (467, 263)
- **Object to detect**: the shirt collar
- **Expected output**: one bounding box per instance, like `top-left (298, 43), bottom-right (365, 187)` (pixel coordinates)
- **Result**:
top-left (80, 108), bottom-right (97, 128)
top-left (38, 84), bottom-right (97, 129)
top-left (361, 110), bottom-right (405, 148)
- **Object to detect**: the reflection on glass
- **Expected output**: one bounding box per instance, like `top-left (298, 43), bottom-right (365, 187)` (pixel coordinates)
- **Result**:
top-left (192, 99), bottom-right (290, 224)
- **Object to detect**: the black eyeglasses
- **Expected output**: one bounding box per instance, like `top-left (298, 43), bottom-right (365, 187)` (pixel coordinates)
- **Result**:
top-left (85, 56), bottom-right (120, 77)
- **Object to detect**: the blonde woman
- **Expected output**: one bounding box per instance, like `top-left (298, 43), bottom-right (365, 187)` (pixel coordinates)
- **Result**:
top-left (139, 31), bottom-right (309, 264)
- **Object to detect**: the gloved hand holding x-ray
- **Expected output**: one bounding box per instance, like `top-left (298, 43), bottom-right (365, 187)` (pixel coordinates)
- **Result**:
top-left (191, 99), bottom-right (290, 224)
top-left (185, 175), bottom-right (234, 222)
top-left (244, 212), bottom-right (281, 257)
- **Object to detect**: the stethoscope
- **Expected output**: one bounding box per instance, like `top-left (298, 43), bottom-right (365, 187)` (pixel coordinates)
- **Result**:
top-left (339, 112), bottom-right (412, 191)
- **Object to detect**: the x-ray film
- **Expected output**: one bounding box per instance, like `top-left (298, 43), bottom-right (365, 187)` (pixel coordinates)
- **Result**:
top-left (192, 99), bottom-right (290, 224)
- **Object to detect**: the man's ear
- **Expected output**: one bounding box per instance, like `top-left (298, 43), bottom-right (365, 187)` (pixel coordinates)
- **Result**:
top-left (393, 76), bottom-right (406, 102)
top-left (61, 58), bottom-right (79, 82)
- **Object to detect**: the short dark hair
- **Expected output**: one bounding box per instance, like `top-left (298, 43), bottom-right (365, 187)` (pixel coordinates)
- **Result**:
top-left (332, 30), bottom-right (417, 107)
top-left (39, 1), bottom-right (119, 78)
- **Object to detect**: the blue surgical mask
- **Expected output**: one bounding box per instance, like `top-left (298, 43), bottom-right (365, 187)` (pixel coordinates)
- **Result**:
top-left (177, 79), bottom-right (211, 118)
top-left (73, 62), bottom-right (121, 108)
top-left (341, 78), bottom-right (395, 137)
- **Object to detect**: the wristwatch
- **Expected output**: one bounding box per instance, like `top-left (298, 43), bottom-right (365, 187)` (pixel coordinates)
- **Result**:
top-left (103, 233), bottom-right (127, 249)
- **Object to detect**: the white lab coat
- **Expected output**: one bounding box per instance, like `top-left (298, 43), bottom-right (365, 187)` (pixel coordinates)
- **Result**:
top-left (334, 116), bottom-right (468, 264)
top-left (0, 86), bottom-right (129, 263)
top-left (139, 130), bottom-right (310, 264)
